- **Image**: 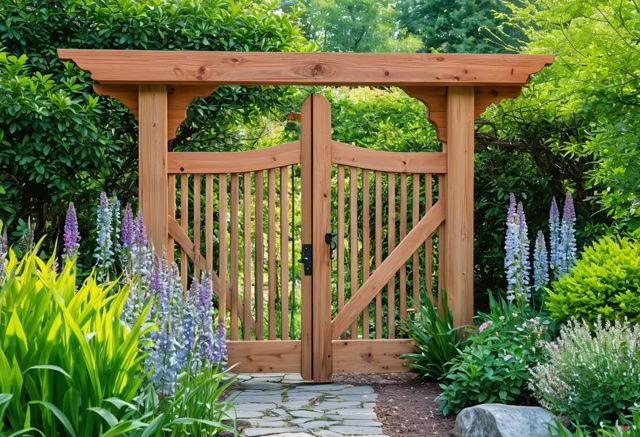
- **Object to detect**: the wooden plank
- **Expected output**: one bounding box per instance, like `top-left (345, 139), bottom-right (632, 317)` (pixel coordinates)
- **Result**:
top-left (268, 169), bottom-right (277, 340)
top-left (205, 174), bottom-right (213, 273)
top-left (167, 174), bottom-right (176, 265)
top-left (362, 171), bottom-right (370, 339)
top-left (167, 141), bottom-right (301, 173)
top-left (332, 141), bottom-right (446, 174)
top-left (446, 86), bottom-right (475, 326)
top-left (349, 166), bottom-right (359, 339)
top-left (311, 94), bottom-right (333, 382)
top-left (401, 86), bottom-right (448, 142)
top-left (337, 166), bottom-right (345, 315)
top-left (412, 174), bottom-right (420, 309)
top-left (425, 174), bottom-right (434, 303)
top-left (331, 200), bottom-right (445, 339)
top-left (280, 166), bottom-right (289, 340)
top-left (299, 96), bottom-right (313, 379)
top-left (374, 171), bottom-right (383, 340)
top-left (399, 173), bottom-right (407, 324)
top-left (193, 174), bottom-right (201, 279)
top-left (180, 174), bottom-right (189, 292)
top-left (219, 175), bottom-right (228, 321)
top-left (332, 339), bottom-right (413, 373)
top-left (230, 173), bottom-right (239, 340)
top-left (60, 49), bottom-right (553, 86)
top-left (166, 85), bottom-right (217, 139)
top-left (254, 171), bottom-right (264, 341)
top-left (243, 172), bottom-right (252, 340)
top-left (227, 340), bottom-right (301, 373)
top-left (138, 85), bottom-right (168, 254)
top-left (474, 86), bottom-right (522, 118)
top-left (387, 173), bottom-right (396, 339)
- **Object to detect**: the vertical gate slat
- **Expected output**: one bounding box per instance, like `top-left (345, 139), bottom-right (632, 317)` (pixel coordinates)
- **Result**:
top-left (412, 173), bottom-right (420, 309)
top-left (387, 173), bottom-right (396, 339)
top-left (205, 174), bottom-right (213, 274)
top-left (374, 171), bottom-right (383, 339)
top-left (193, 175), bottom-right (201, 280)
top-left (167, 174), bottom-right (175, 265)
top-left (337, 166), bottom-right (345, 316)
top-left (280, 166), bottom-right (289, 340)
top-left (218, 174), bottom-right (228, 325)
top-left (229, 173), bottom-right (239, 340)
top-left (349, 166), bottom-right (358, 339)
top-left (180, 175), bottom-right (189, 292)
top-left (399, 173), bottom-right (407, 324)
top-left (243, 172), bottom-right (252, 340)
top-left (362, 170), bottom-right (370, 339)
top-left (255, 170), bottom-right (264, 340)
top-left (425, 174), bottom-right (434, 303)
top-left (268, 169), bottom-right (277, 340)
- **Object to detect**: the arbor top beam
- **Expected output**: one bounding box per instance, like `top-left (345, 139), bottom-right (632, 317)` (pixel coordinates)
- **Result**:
top-left (58, 49), bottom-right (553, 86)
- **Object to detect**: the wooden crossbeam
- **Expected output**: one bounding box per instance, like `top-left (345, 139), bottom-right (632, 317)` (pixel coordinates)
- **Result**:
top-left (331, 199), bottom-right (445, 339)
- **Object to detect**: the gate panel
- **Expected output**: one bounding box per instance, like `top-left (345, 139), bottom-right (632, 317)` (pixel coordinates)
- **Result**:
top-left (167, 141), bottom-right (309, 373)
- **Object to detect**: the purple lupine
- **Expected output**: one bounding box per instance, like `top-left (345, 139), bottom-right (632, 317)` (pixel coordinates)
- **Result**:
top-left (558, 192), bottom-right (577, 276)
top-left (549, 197), bottom-right (560, 279)
top-left (182, 280), bottom-right (199, 355)
top-left (216, 318), bottom-right (228, 364)
top-left (517, 202), bottom-right (531, 301)
top-left (94, 192), bottom-right (114, 280)
top-left (110, 195), bottom-right (121, 254)
top-left (121, 203), bottom-right (135, 249)
top-left (533, 231), bottom-right (549, 291)
top-left (0, 229), bottom-right (7, 283)
top-left (63, 202), bottom-right (80, 258)
top-left (132, 211), bottom-right (153, 281)
top-left (195, 277), bottom-right (218, 367)
top-left (504, 195), bottom-right (520, 302)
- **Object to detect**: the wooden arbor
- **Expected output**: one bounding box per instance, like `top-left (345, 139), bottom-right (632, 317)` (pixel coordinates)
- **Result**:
top-left (59, 50), bottom-right (552, 380)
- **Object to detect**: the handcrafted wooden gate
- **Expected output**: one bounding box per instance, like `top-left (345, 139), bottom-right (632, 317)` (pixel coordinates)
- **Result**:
top-left (165, 94), bottom-right (445, 381)
top-left (59, 49), bottom-right (552, 381)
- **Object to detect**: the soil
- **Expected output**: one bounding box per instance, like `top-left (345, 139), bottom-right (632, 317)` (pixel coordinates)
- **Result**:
top-left (332, 373), bottom-right (455, 437)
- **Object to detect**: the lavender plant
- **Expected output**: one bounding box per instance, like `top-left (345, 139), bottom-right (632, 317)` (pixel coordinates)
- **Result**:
top-left (63, 202), bottom-right (80, 258)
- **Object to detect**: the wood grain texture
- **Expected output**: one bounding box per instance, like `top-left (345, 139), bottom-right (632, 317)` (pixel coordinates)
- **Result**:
top-left (193, 174), bottom-right (201, 280)
top-left (362, 171), bottom-right (370, 339)
top-left (218, 175), bottom-right (228, 320)
top-left (349, 166), bottom-right (359, 339)
top-left (446, 87), bottom-right (475, 326)
top-left (332, 339), bottom-right (413, 373)
top-left (180, 174), bottom-right (189, 292)
top-left (230, 174), bottom-right (239, 340)
top-left (280, 167), bottom-right (289, 340)
top-left (167, 174), bottom-right (176, 265)
top-left (243, 173), bottom-right (252, 340)
top-left (60, 50), bottom-right (553, 86)
top-left (138, 85), bottom-right (168, 254)
top-left (254, 171), bottom-right (264, 341)
top-left (374, 171), bottom-right (383, 340)
top-left (387, 174), bottom-right (396, 339)
top-left (167, 141), bottom-right (300, 174)
top-left (332, 200), bottom-right (445, 339)
top-left (227, 340), bottom-right (301, 373)
top-left (268, 169), bottom-right (277, 340)
top-left (332, 141), bottom-right (446, 174)
top-left (400, 86), bottom-right (448, 142)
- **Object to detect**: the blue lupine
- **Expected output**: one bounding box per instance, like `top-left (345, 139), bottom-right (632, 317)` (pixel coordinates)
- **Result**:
top-left (517, 202), bottom-right (531, 301)
top-left (121, 203), bottom-right (135, 249)
top-left (216, 318), bottom-right (228, 363)
top-left (533, 231), bottom-right (549, 291)
top-left (504, 194), bottom-right (531, 303)
top-left (95, 192), bottom-right (114, 280)
top-left (63, 202), bottom-right (80, 258)
top-left (110, 195), bottom-right (121, 256)
top-left (195, 277), bottom-right (217, 367)
top-left (182, 280), bottom-right (198, 356)
top-left (0, 229), bottom-right (7, 283)
top-left (132, 212), bottom-right (153, 282)
top-left (549, 197), bottom-right (560, 279)
top-left (558, 192), bottom-right (577, 276)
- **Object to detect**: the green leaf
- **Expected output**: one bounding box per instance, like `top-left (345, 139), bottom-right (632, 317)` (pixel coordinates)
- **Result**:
top-left (30, 401), bottom-right (77, 437)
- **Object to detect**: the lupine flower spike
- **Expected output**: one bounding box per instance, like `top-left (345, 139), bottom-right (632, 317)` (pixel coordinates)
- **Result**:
top-left (559, 192), bottom-right (577, 276)
top-left (533, 231), bottom-right (549, 291)
top-left (504, 194), bottom-right (531, 303)
top-left (63, 202), bottom-right (80, 258)
top-left (0, 228), bottom-right (7, 283)
top-left (95, 192), bottom-right (114, 280)
top-left (517, 202), bottom-right (531, 301)
top-left (549, 197), bottom-right (560, 278)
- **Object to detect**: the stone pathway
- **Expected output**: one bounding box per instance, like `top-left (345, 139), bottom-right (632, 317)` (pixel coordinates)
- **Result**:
top-left (227, 373), bottom-right (389, 437)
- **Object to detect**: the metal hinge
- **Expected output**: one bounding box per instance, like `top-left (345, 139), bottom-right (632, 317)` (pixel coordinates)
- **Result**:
top-left (299, 244), bottom-right (312, 276)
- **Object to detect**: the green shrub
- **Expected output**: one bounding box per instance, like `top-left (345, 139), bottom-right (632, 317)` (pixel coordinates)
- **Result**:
top-left (550, 411), bottom-right (640, 436)
top-left (0, 247), bottom-right (152, 435)
top-left (437, 299), bottom-right (553, 415)
top-left (530, 318), bottom-right (640, 427)
top-left (400, 290), bottom-right (464, 380)
top-left (547, 236), bottom-right (640, 324)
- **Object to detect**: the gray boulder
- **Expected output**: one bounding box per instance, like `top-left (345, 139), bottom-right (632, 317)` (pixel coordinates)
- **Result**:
top-left (454, 404), bottom-right (557, 437)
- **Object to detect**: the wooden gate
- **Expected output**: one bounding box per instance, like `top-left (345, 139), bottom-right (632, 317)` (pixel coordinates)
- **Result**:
top-left (166, 94), bottom-right (445, 381)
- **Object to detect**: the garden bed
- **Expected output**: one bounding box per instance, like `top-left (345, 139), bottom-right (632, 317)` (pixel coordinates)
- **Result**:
top-left (333, 373), bottom-right (454, 436)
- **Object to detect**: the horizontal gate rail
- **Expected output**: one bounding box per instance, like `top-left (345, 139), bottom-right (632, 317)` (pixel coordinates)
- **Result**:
top-left (331, 141), bottom-right (447, 173)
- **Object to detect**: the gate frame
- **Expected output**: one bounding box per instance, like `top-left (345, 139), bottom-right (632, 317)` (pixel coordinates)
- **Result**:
top-left (58, 49), bottom-right (552, 380)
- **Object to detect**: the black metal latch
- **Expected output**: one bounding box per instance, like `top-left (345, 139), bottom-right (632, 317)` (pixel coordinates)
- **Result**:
top-left (325, 232), bottom-right (337, 260)
top-left (299, 244), bottom-right (312, 276)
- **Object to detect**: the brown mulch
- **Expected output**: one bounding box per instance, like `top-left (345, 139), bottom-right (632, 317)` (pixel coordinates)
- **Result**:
top-left (332, 373), bottom-right (455, 437)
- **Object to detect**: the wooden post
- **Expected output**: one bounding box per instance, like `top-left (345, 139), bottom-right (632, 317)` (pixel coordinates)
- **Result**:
top-left (445, 86), bottom-right (474, 326)
top-left (311, 94), bottom-right (333, 382)
top-left (138, 85), bottom-right (168, 254)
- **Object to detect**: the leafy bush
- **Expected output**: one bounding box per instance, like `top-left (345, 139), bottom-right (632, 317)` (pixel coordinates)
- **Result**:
top-left (401, 290), bottom-right (463, 380)
top-left (530, 318), bottom-right (640, 427)
top-left (0, 247), bottom-right (151, 435)
top-left (547, 236), bottom-right (640, 324)
top-left (437, 298), bottom-right (553, 415)
top-left (551, 411), bottom-right (640, 436)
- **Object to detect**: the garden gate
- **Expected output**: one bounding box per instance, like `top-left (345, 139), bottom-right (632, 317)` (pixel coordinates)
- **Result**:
top-left (58, 50), bottom-right (552, 381)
